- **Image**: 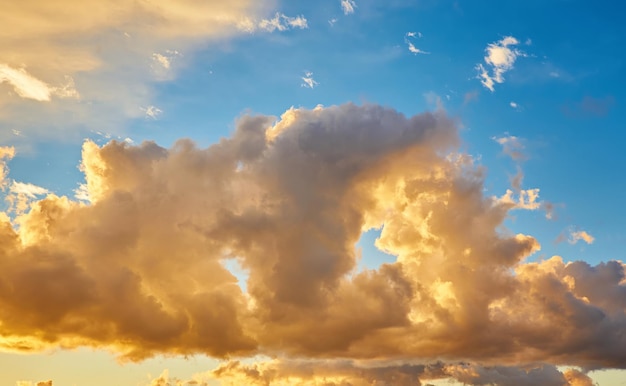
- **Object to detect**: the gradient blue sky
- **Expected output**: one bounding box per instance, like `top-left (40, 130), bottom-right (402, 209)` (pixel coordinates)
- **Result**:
top-left (1, 0), bottom-right (625, 385)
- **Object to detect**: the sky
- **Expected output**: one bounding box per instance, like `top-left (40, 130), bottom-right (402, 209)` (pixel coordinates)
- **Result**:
top-left (0, 0), bottom-right (625, 385)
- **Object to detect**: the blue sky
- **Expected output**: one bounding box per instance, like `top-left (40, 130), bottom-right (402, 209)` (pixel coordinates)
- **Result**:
top-left (1, 0), bottom-right (625, 385)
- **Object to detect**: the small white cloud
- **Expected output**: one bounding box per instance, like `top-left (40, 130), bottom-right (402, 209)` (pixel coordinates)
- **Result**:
top-left (476, 36), bottom-right (525, 92)
top-left (406, 31), bottom-right (422, 38)
top-left (405, 33), bottom-right (429, 55)
top-left (143, 105), bottom-right (162, 120)
top-left (407, 42), bottom-right (429, 55)
top-left (510, 101), bottom-right (518, 108)
top-left (341, 0), bottom-right (357, 15)
top-left (301, 72), bottom-right (318, 89)
top-left (257, 13), bottom-right (308, 32)
top-left (569, 230), bottom-right (595, 245)
top-left (328, 18), bottom-right (338, 26)
top-left (12, 129), bottom-right (21, 136)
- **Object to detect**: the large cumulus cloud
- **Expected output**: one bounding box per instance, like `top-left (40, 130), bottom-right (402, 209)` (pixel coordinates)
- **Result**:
top-left (0, 104), bottom-right (624, 384)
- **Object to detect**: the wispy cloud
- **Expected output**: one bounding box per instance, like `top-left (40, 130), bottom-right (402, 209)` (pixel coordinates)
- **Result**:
top-left (569, 229), bottom-right (595, 245)
top-left (151, 50), bottom-right (181, 80)
top-left (404, 32), bottom-right (429, 55)
top-left (493, 134), bottom-right (526, 161)
top-left (0, 64), bottom-right (78, 102)
top-left (0, 146), bottom-right (16, 190)
top-left (301, 71), bottom-right (319, 88)
top-left (239, 13), bottom-right (309, 33)
top-left (0, 64), bottom-right (51, 101)
top-left (0, 0), bottom-right (277, 137)
top-left (143, 105), bottom-right (163, 120)
top-left (9, 182), bottom-right (49, 199)
top-left (476, 36), bottom-right (525, 91)
top-left (493, 134), bottom-right (554, 219)
top-left (341, 0), bottom-right (357, 15)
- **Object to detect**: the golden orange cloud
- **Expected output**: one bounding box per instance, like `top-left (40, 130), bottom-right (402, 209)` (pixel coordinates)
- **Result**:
top-left (0, 104), bottom-right (623, 385)
top-left (0, 0), bottom-right (278, 139)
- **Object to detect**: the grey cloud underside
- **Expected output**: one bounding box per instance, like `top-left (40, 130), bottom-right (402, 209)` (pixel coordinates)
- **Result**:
top-left (0, 104), bottom-right (624, 384)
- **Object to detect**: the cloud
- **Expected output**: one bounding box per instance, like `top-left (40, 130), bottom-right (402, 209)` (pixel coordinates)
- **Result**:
top-left (341, 0), bottom-right (357, 15)
top-left (493, 134), bottom-right (526, 161)
top-left (0, 152), bottom-right (50, 215)
top-left (143, 105), bottom-right (163, 120)
top-left (0, 104), bottom-right (625, 378)
top-left (496, 188), bottom-right (542, 211)
top-left (151, 50), bottom-right (182, 81)
top-left (564, 368), bottom-right (595, 386)
top-left (207, 359), bottom-right (446, 385)
top-left (300, 72), bottom-right (319, 88)
top-left (493, 135), bottom-right (554, 219)
top-left (476, 36), bottom-right (525, 91)
top-left (0, 64), bottom-right (54, 102)
top-left (570, 230), bottom-right (595, 245)
top-left (0, 0), bottom-right (290, 139)
top-left (9, 182), bottom-right (50, 199)
top-left (447, 363), bottom-right (594, 386)
top-left (205, 359), bottom-right (594, 386)
top-left (407, 42), bottom-right (430, 55)
top-left (6, 181), bottom-right (50, 215)
top-left (405, 32), bottom-right (430, 55)
top-left (0, 65), bottom-right (79, 103)
top-left (146, 369), bottom-right (205, 386)
top-left (0, 146), bottom-right (16, 189)
top-left (254, 13), bottom-right (308, 33)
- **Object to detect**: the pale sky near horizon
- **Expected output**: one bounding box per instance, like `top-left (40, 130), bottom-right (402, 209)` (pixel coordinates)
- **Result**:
top-left (1, 1), bottom-right (625, 385)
